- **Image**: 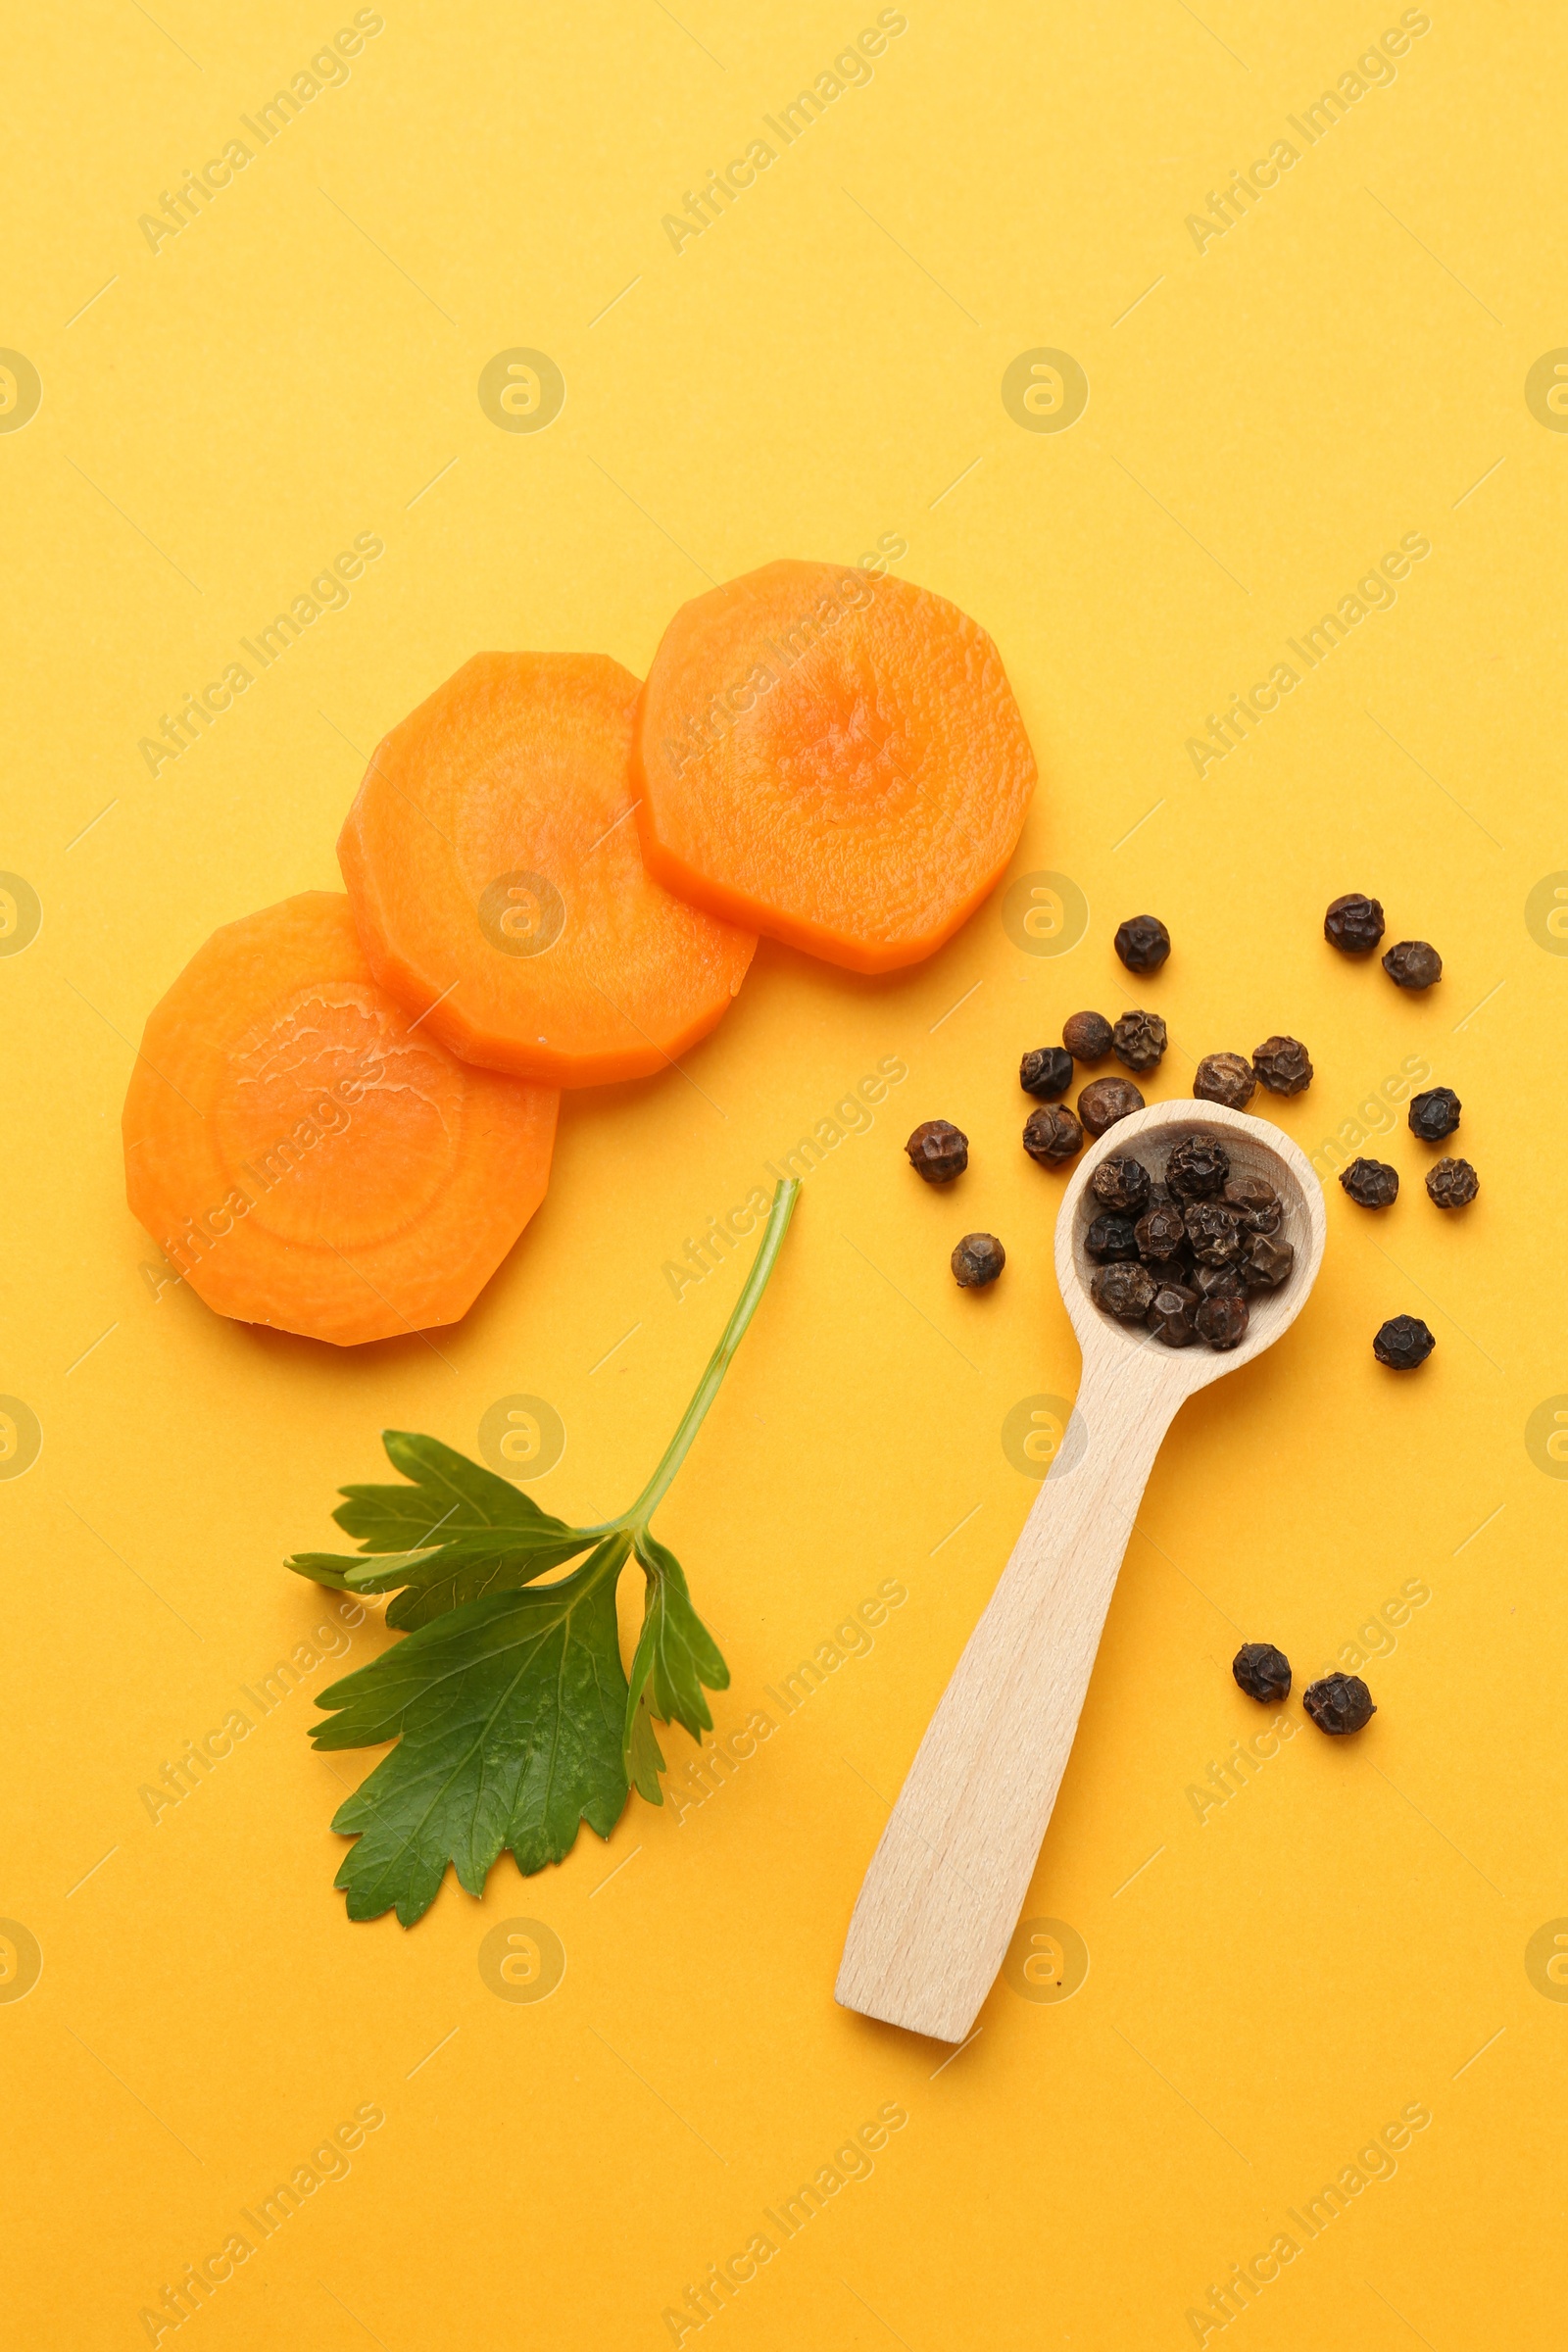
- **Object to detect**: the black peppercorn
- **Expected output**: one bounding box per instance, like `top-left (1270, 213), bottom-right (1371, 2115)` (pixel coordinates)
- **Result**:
top-left (1135, 1202), bottom-right (1189, 1263)
top-left (952, 1232), bottom-right (1004, 1289)
top-left (1240, 1232), bottom-right (1294, 1290)
top-left (905, 1119), bottom-right (968, 1182)
top-left (1194, 1052), bottom-right (1256, 1109)
top-left (1339, 1157), bottom-right (1399, 1208)
top-left (1165, 1135), bottom-right (1231, 1200)
top-left (1223, 1174), bottom-right (1281, 1233)
top-left (1427, 1156), bottom-right (1479, 1208)
top-left (1195, 1292), bottom-right (1250, 1349)
top-left (1373, 1314), bottom-right (1435, 1369)
top-left (1302, 1673), bottom-right (1376, 1736)
top-left (1408, 1087), bottom-right (1460, 1142)
top-left (1324, 893), bottom-right (1386, 955)
top-left (1185, 1201), bottom-right (1244, 1266)
top-left (1019, 1046), bottom-right (1074, 1101)
top-left (1023, 1104), bottom-right (1084, 1165)
top-left (1078, 1077), bottom-right (1145, 1138)
top-left (1090, 1260), bottom-right (1157, 1320)
top-left (1383, 940), bottom-right (1442, 990)
top-left (1112, 1008), bottom-right (1167, 1073)
top-left (1091, 1155), bottom-right (1152, 1214)
top-left (1232, 1642), bottom-right (1291, 1702)
top-left (1192, 1264), bottom-right (1245, 1301)
top-left (1113, 914), bottom-right (1171, 973)
top-left (1252, 1035), bottom-right (1313, 1095)
top-left (1085, 1213), bottom-right (1140, 1263)
top-left (1062, 1010), bottom-right (1113, 1061)
top-left (1147, 1282), bottom-right (1199, 1348)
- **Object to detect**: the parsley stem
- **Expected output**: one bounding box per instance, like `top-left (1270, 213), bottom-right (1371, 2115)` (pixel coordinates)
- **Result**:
top-left (620, 1178), bottom-right (800, 1531)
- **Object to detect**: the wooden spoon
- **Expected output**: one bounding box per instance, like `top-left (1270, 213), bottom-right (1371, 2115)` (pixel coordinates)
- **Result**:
top-left (835, 1098), bottom-right (1326, 2043)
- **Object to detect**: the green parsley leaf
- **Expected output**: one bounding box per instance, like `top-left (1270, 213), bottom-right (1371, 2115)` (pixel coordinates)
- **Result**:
top-left (315, 1537), bottom-right (632, 1924)
top-left (623, 1531), bottom-right (729, 1802)
top-left (291, 1529), bottom-right (601, 1631)
top-left (287, 1428), bottom-right (603, 1630)
top-left (335, 1430), bottom-right (569, 1550)
top-left (292, 1178), bottom-right (798, 1925)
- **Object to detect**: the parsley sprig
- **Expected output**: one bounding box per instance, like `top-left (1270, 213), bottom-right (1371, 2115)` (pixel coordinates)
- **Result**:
top-left (288, 1178), bottom-right (799, 1925)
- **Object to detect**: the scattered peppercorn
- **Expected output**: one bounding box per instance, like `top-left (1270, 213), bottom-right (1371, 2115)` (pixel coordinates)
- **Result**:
top-left (1373, 1314), bottom-right (1435, 1369)
top-left (1241, 1232), bottom-right (1295, 1290)
top-left (1085, 1213), bottom-right (1141, 1263)
top-left (1408, 1086), bottom-right (1460, 1142)
top-left (1324, 893), bottom-right (1386, 956)
top-left (1147, 1281), bottom-right (1200, 1348)
top-left (1252, 1035), bottom-right (1313, 1095)
top-left (1020, 1047), bottom-right (1074, 1101)
top-left (1383, 939), bottom-right (1442, 989)
top-left (1194, 1052), bottom-right (1256, 1109)
top-left (1114, 914), bottom-right (1171, 973)
top-left (1062, 1009), bottom-right (1114, 1061)
top-left (1091, 1154), bottom-right (1152, 1215)
top-left (1078, 1076), bottom-right (1145, 1137)
top-left (1232, 1642), bottom-right (1292, 1703)
top-left (952, 1232), bottom-right (1005, 1289)
top-left (1427, 1156), bottom-right (1479, 1208)
top-left (1340, 1157), bottom-right (1398, 1208)
top-left (1195, 1292), bottom-right (1250, 1349)
top-left (1166, 1135), bottom-right (1230, 1200)
top-left (1022, 1103), bottom-right (1084, 1166)
top-left (1091, 1260), bottom-right (1157, 1320)
top-left (1302, 1673), bottom-right (1376, 1736)
top-left (1224, 1173), bottom-right (1281, 1233)
top-left (1185, 1201), bottom-right (1244, 1266)
top-left (1135, 1202), bottom-right (1189, 1263)
top-left (905, 1119), bottom-right (969, 1183)
top-left (1112, 1008), bottom-right (1167, 1073)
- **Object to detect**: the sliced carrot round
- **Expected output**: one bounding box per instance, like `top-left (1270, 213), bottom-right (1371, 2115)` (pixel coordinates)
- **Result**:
top-left (122, 893), bottom-right (558, 1347)
top-left (632, 561), bottom-right (1038, 974)
top-left (338, 652), bottom-right (757, 1088)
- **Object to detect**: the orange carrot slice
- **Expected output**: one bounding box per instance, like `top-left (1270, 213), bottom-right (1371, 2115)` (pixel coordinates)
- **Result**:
top-left (632, 562), bottom-right (1037, 974)
top-left (122, 892), bottom-right (557, 1347)
top-left (338, 653), bottom-right (757, 1088)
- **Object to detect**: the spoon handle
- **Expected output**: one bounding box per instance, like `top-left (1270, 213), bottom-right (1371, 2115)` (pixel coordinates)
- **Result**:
top-left (836, 1350), bottom-right (1177, 2043)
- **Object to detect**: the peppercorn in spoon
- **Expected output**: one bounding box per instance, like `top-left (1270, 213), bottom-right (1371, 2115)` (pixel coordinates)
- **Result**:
top-left (835, 1097), bottom-right (1326, 2042)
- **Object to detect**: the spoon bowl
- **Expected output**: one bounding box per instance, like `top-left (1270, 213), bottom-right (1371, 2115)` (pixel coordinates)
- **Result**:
top-left (836, 1098), bottom-right (1325, 2043)
top-left (1057, 1096), bottom-right (1326, 1388)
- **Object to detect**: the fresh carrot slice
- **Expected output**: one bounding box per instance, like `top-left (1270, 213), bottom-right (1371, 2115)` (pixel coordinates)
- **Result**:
top-left (632, 561), bottom-right (1038, 975)
top-left (338, 652), bottom-right (757, 1088)
top-left (122, 893), bottom-right (558, 1347)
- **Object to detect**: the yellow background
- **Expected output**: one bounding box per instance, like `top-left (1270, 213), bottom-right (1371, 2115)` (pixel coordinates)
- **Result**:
top-left (4, 3), bottom-right (1565, 2343)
